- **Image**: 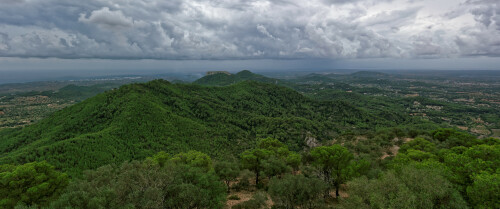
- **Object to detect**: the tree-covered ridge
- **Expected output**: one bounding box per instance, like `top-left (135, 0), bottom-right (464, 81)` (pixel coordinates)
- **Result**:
top-left (193, 70), bottom-right (285, 86)
top-left (0, 79), bottom-right (400, 176)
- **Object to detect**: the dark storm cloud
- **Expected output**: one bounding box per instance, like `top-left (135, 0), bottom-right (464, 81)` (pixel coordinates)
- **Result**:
top-left (0, 0), bottom-right (498, 60)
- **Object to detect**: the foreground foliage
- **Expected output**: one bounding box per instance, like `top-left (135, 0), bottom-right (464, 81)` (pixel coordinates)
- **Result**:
top-left (341, 166), bottom-right (467, 209)
top-left (0, 161), bottom-right (68, 208)
top-left (50, 161), bottom-right (226, 209)
top-left (1, 131), bottom-right (498, 209)
top-left (268, 174), bottom-right (326, 209)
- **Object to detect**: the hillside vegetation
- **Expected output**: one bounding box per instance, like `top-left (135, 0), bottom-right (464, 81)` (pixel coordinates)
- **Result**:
top-left (1, 71), bottom-right (498, 209)
top-left (0, 79), bottom-right (409, 175)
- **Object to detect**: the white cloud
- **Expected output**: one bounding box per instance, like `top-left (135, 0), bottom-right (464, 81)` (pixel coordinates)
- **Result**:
top-left (256, 24), bottom-right (276, 40)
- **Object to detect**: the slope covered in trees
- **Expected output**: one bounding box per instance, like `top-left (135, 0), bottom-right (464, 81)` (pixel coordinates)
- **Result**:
top-left (1, 71), bottom-right (498, 208)
top-left (0, 79), bottom-right (396, 175)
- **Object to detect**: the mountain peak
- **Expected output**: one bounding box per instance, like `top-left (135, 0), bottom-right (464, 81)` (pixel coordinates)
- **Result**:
top-left (236, 70), bottom-right (254, 76)
top-left (194, 70), bottom-right (279, 86)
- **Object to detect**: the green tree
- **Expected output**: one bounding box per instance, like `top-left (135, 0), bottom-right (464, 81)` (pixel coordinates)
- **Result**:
top-left (240, 148), bottom-right (271, 186)
top-left (240, 137), bottom-right (302, 187)
top-left (342, 175), bottom-right (415, 209)
top-left (310, 145), bottom-right (354, 198)
top-left (262, 156), bottom-right (290, 179)
top-left (443, 144), bottom-right (499, 195)
top-left (171, 150), bottom-right (213, 172)
top-left (258, 137), bottom-right (286, 151)
top-left (285, 152), bottom-right (302, 172)
top-left (392, 149), bottom-right (437, 169)
top-left (466, 172), bottom-right (500, 208)
top-left (0, 161), bottom-right (69, 208)
top-left (432, 128), bottom-right (478, 148)
top-left (149, 151), bottom-right (170, 167)
top-left (215, 160), bottom-right (240, 193)
top-left (268, 174), bottom-right (326, 209)
top-left (399, 137), bottom-right (436, 154)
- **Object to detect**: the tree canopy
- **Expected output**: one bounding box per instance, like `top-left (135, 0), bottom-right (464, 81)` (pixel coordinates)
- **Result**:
top-left (0, 161), bottom-right (68, 208)
top-left (310, 145), bottom-right (355, 198)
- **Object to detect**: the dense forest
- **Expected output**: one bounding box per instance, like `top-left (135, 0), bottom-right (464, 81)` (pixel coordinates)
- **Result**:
top-left (0, 71), bottom-right (498, 208)
top-left (0, 78), bottom-right (435, 175)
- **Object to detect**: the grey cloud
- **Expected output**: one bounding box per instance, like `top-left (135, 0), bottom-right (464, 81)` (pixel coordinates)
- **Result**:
top-left (455, 27), bottom-right (500, 57)
top-left (362, 7), bottom-right (420, 27)
top-left (456, 0), bottom-right (500, 56)
top-left (256, 25), bottom-right (277, 39)
top-left (322, 0), bottom-right (362, 4)
top-left (494, 15), bottom-right (500, 28)
top-left (0, 0), bottom-right (24, 4)
top-left (471, 6), bottom-right (494, 26)
top-left (0, 0), bottom-right (498, 60)
top-left (79, 7), bottom-right (134, 28)
top-left (412, 36), bottom-right (442, 57)
top-left (0, 33), bottom-right (9, 51)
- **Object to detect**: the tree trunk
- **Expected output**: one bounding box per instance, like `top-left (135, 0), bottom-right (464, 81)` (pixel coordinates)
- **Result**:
top-left (226, 181), bottom-right (231, 193)
top-left (255, 169), bottom-right (259, 186)
top-left (323, 169), bottom-right (330, 199)
top-left (335, 183), bottom-right (340, 198)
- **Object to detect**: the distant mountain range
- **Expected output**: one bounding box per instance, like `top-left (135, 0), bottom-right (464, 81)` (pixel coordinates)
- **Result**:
top-left (194, 70), bottom-right (286, 86)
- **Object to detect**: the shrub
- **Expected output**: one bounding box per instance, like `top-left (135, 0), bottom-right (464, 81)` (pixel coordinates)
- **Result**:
top-left (268, 174), bottom-right (326, 209)
top-left (228, 195), bottom-right (241, 200)
top-left (232, 192), bottom-right (268, 209)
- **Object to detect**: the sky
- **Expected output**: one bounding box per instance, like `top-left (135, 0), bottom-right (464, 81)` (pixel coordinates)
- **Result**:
top-left (0, 0), bottom-right (499, 73)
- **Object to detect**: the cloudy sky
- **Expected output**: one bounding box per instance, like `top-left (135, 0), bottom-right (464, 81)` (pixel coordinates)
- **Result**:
top-left (0, 0), bottom-right (499, 72)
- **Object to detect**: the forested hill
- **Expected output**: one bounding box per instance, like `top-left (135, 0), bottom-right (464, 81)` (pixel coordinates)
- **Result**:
top-left (194, 70), bottom-right (286, 86)
top-left (0, 79), bottom-right (392, 175)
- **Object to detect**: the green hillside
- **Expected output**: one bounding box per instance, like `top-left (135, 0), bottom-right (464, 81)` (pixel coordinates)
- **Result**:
top-left (0, 79), bottom-right (393, 175)
top-left (2, 72), bottom-right (496, 209)
top-left (195, 71), bottom-right (427, 127)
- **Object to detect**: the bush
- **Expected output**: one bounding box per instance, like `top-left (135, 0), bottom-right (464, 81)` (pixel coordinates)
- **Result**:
top-left (233, 169), bottom-right (254, 191)
top-left (228, 195), bottom-right (241, 200)
top-left (340, 166), bottom-right (467, 209)
top-left (268, 174), bottom-right (326, 209)
top-left (232, 192), bottom-right (268, 209)
top-left (50, 160), bottom-right (226, 209)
